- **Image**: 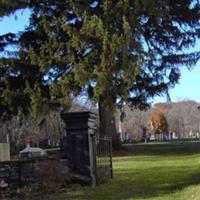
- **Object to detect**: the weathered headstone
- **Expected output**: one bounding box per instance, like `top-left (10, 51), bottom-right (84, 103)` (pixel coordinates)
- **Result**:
top-left (0, 143), bottom-right (10, 161)
top-left (172, 132), bottom-right (177, 139)
top-left (19, 144), bottom-right (46, 159)
top-left (61, 112), bottom-right (97, 186)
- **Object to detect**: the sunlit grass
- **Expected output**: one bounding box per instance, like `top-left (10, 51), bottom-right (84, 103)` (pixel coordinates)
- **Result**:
top-left (45, 140), bottom-right (200, 200)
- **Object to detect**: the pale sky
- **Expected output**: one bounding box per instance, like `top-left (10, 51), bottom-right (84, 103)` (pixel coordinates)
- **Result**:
top-left (1, 9), bottom-right (200, 104)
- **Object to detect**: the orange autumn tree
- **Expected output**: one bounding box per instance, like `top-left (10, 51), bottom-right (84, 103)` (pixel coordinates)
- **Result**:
top-left (146, 111), bottom-right (168, 135)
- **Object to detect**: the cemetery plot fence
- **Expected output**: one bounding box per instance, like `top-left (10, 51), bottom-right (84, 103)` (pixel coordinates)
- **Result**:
top-left (96, 136), bottom-right (113, 185)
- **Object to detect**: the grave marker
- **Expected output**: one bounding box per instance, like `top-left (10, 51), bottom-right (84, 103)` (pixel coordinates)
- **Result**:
top-left (0, 143), bottom-right (10, 161)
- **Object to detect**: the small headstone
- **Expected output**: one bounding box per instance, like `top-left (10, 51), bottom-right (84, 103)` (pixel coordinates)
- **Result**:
top-left (0, 143), bottom-right (10, 161)
top-left (172, 132), bottom-right (177, 139)
top-left (150, 134), bottom-right (155, 141)
top-left (19, 144), bottom-right (46, 159)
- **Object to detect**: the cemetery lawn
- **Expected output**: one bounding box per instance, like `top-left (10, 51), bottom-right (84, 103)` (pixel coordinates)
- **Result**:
top-left (48, 140), bottom-right (200, 200)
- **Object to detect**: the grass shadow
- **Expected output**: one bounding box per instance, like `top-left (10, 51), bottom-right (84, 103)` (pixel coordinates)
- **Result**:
top-left (46, 140), bottom-right (200, 200)
top-left (61, 165), bottom-right (200, 200)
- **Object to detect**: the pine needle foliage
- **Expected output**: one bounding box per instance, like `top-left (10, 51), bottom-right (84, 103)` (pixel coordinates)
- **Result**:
top-left (0, 0), bottom-right (200, 119)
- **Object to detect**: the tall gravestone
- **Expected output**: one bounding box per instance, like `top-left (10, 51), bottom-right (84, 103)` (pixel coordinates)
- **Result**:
top-left (0, 143), bottom-right (10, 161)
top-left (61, 112), bottom-right (97, 186)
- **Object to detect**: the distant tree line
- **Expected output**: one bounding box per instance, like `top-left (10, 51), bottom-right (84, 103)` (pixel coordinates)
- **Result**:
top-left (1, 100), bottom-right (200, 152)
top-left (116, 100), bottom-right (200, 142)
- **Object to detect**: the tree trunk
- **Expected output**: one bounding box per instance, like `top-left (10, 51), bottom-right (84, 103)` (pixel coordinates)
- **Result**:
top-left (98, 102), bottom-right (117, 136)
top-left (98, 100), bottom-right (121, 149)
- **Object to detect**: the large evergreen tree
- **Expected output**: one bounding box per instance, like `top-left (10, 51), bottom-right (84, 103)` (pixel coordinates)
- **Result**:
top-left (0, 0), bottom-right (200, 137)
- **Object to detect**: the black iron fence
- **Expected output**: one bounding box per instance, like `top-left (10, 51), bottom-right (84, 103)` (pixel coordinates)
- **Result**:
top-left (96, 136), bottom-right (113, 185)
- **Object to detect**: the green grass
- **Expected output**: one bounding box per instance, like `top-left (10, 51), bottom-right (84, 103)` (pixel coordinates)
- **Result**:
top-left (46, 140), bottom-right (200, 199)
